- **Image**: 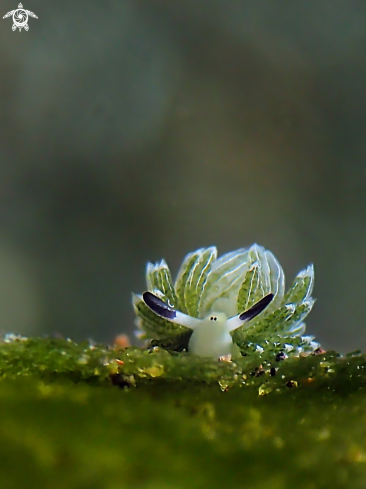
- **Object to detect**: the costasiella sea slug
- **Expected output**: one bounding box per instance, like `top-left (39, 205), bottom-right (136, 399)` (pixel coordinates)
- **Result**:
top-left (132, 244), bottom-right (318, 360)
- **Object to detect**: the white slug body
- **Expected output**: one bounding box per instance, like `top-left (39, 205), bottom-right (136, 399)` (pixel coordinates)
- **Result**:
top-left (187, 312), bottom-right (233, 358)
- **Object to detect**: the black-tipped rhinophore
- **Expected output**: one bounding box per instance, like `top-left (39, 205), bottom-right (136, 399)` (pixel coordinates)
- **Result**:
top-left (238, 293), bottom-right (274, 322)
top-left (142, 291), bottom-right (177, 320)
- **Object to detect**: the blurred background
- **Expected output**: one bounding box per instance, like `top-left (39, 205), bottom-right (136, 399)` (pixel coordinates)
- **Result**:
top-left (0, 0), bottom-right (365, 352)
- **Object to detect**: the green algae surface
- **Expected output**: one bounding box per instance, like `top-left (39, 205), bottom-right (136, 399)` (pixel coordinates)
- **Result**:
top-left (1, 338), bottom-right (366, 488)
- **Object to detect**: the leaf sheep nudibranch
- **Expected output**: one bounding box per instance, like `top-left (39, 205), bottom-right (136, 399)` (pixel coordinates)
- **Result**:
top-left (132, 244), bottom-right (318, 359)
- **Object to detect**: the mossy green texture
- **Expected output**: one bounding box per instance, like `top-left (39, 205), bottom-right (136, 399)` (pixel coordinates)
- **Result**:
top-left (1, 338), bottom-right (366, 488)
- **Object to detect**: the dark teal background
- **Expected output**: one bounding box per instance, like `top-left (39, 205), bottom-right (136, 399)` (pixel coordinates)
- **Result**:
top-left (0, 1), bottom-right (364, 352)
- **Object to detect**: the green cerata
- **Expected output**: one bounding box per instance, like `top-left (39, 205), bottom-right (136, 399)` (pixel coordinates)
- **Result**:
top-left (133, 244), bottom-right (318, 360)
